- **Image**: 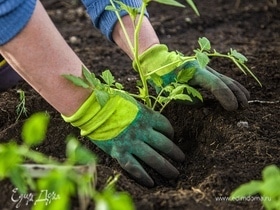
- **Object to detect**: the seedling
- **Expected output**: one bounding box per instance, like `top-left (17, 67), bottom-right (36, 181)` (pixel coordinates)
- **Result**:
top-left (107, 0), bottom-right (261, 108)
top-left (65, 0), bottom-right (260, 113)
top-left (0, 112), bottom-right (134, 210)
top-left (230, 165), bottom-right (280, 210)
top-left (16, 89), bottom-right (28, 121)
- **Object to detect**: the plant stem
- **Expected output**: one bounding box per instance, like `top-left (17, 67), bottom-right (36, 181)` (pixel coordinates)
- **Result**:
top-left (18, 145), bottom-right (58, 165)
top-left (132, 1), bottom-right (152, 107)
top-left (109, 0), bottom-right (134, 53)
top-left (207, 53), bottom-right (262, 86)
top-left (109, 0), bottom-right (151, 107)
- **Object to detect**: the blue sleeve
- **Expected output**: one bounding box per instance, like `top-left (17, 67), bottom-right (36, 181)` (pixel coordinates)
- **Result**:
top-left (0, 0), bottom-right (36, 45)
top-left (81, 0), bottom-right (148, 41)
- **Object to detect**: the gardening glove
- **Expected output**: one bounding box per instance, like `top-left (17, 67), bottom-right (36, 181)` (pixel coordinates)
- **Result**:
top-left (133, 44), bottom-right (250, 111)
top-left (62, 91), bottom-right (185, 187)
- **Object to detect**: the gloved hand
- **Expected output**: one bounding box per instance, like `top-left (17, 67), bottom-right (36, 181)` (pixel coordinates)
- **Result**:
top-left (62, 91), bottom-right (185, 187)
top-left (133, 44), bottom-right (250, 111)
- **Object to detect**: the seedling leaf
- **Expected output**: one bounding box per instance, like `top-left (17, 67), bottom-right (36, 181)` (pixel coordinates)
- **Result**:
top-left (82, 65), bottom-right (96, 86)
top-left (230, 49), bottom-right (248, 63)
top-left (150, 73), bottom-right (163, 87)
top-left (105, 5), bottom-right (119, 12)
top-left (172, 94), bottom-right (192, 101)
top-left (262, 165), bottom-right (280, 181)
top-left (0, 142), bottom-right (23, 179)
top-left (9, 167), bottom-right (28, 193)
top-left (153, 0), bottom-right (185, 8)
top-left (21, 112), bottom-right (50, 146)
top-left (95, 89), bottom-right (110, 107)
top-left (185, 85), bottom-right (203, 101)
top-left (177, 67), bottom-right (196, 83)
top-left (113, 0), bottom-right (140, 17)
top-left (196, 52), bottom-right (210, 68)
top-left (198, 37), bottom-right (211, 51)
top-left (115, 82), bottom-right (124, 90)
top-left (66, 136), bottom-right (96, 165)
top-left (230, 180), bottom-right (262, 200)
top-left (185, 0), bottom-right (200, 16)
top-left (101, 70), bottom-right (115, 86)
top-left (63, 74), bottom-right (90, 89)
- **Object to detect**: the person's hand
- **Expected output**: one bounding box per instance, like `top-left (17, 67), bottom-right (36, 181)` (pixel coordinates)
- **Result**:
top-left (134, 44), bottom-right (250, 111)
top-left (62, 91), bottom-right (185, 187)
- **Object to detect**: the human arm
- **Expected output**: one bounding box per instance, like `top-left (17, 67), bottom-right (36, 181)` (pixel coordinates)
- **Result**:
top-left (0, 0), bottom-right (184, 187)
top-left (0, 0), bottom-right (90, 116)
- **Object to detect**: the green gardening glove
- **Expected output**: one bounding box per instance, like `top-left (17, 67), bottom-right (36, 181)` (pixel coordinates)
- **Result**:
top-left (134, 44), bottom-right (250, 111)
top-left (62, 91), bottom-right (185, 187)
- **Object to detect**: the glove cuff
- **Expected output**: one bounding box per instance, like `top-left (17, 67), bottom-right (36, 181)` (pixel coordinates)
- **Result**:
top-left (62, 91), bottom-right (139, 140)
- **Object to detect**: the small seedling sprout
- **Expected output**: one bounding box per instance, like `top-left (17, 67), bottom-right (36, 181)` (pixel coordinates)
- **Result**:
top-left (16, 89), bottom-right (28, 121)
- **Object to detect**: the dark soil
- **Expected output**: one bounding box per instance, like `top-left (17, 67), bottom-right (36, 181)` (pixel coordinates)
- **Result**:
top-left (0, 0), bottom-right (279, 209)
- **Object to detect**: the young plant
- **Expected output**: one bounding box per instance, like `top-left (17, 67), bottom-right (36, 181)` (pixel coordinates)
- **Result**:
top-left (230, 165), bottom-right (280, 210)
top-left (64, 0), bottom-right (260, 113)
top-left (16, 89), bottom-right (28, 121)
top-left (104, 0), bottom-right (261, 111)
top-left (63, 67), bottom-right (131, 107)
top-left (0, 112), bottom-right (134, 210)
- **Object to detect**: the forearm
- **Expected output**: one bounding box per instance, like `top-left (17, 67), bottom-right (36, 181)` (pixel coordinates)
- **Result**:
top-left (112, 15), bottom-right (159, 59)
top-left (82, 0), bottom-right (160, 59)
top-left (0, 1), bottom-right (91, 116)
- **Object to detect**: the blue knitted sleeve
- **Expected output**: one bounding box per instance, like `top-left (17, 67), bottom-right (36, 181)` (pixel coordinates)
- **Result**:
top-left (81, 0), bottom-right (148, 41)
top-left (0, 0), bottom-right (36, 45)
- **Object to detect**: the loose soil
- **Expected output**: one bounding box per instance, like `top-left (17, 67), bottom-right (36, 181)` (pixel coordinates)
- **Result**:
top-left (0, 0), bottom-right (279, 209)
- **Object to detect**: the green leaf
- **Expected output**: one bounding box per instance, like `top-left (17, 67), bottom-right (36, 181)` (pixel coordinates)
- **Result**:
top-left (153, 0), bottom-right (185, 8)
top-left (95, 89), bottom-right (110, 107)
top-left (150, 73), bottom-right (163, 87)
top-left (158, 96), bottom-right (169, 104)
top-left (162, 85), bottom-right (174, 93)
top-left (21, 112), bottom-right (50, 146)
top-left (185, 0), bottom-right (200, 16)
top-left (9, 167), bottom-right (28, 193)
top-left (172, 94), bottom-right (192, 101)
top-left (198, 37), bottom-right (211, 51)
top-left (113, 0), bottom-right (140, 17)
top-left (170, 85), bottom-right (185, 95)
top-left (230, 180), bottom-right (262, 200)
top-left (96, 177), bottom-right (135, 210)
top-left (196, 52), bottom-right (210, 68)
top-left (260, 175), bottom-right (280, 197)
top-left (0, 142), bottom-right (23, 179)
top-left (176, 67), bottom-right (196, 83)
top-left (115, 82), bottom-right (124, 90)
top-left (66, 136), bottom-right (96, 165)
top-left (105, 5), bottom-right (119, 12)
top-left (230, 49), bottom-right (248, 63)
top-left (82, 65), bottom-right (96, 87)
top-left (262, 165), bottom-right (280, 181)
top-left (137, 86), bottom-right (146, 98)
top-left (36, 170), bottom-right (75, 210)
top-left (260, 165), bottom-right (280, 197)
top-left (101, 70), bottom-right (115, 86)
top-left (184, 85), bottom-right (203, 101)
top-left (63, 74), bottom-right (90, 89)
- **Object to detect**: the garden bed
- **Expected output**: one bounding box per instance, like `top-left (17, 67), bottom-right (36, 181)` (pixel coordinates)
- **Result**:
top-left (0, 0), bottom-right (279, 209)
